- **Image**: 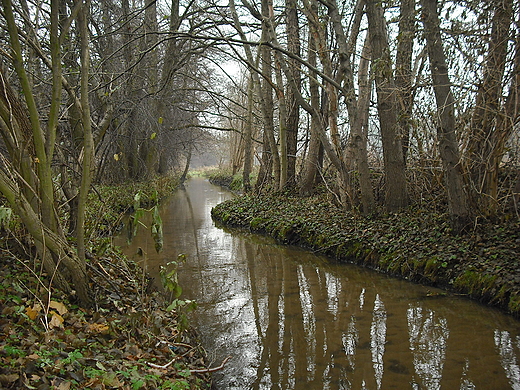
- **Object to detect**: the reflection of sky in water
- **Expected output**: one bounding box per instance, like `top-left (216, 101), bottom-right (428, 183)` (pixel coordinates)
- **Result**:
top-left (371, 294), bottom-right (387, 390)
top-left (297, 265), bottom-right (317, 381)
top-left (120, 179), bottom-right (520, 390)
top-left (326, 273), bottom-right (341, 319)
top-left (495, 330), bottom-right (520, 389)
top-left (407, 305), bottom-right (449, 390)
top-left (343, 316), bottom-right (358, 371)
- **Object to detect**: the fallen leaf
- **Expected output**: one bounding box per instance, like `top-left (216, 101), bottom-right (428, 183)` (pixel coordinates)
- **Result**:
top-left (52, 378), bottom-right (72, 390)
top-left (49, 301), bottom-right (68, 315)
top-left (49, 312), bottom-right (64, 329)
top-left (26, 304), bottom-right (41, 320)
top-left (0, 373), bottom-right (19, 385)
top-left (87, 323), bottom-right (110, 334)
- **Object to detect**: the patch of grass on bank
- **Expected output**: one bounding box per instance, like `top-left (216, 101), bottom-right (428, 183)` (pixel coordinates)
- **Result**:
top-left (211, 191), bottom-right (520, 317)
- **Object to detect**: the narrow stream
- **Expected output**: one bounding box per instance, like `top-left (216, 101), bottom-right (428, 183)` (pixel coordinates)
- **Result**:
top-left (116, 177), bottom-right (520, 389)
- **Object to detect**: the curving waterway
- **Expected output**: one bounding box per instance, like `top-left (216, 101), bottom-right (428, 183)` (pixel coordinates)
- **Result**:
top-left (115, 177), bottom-right (520, 389)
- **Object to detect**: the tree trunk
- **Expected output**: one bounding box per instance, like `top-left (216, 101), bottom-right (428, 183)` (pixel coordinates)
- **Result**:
top-left (421, 0), bottom-right (470, 232)
top-left (243, 74), bottom-right (254, 192)
top-left (274, 57), bottom-right (288, 189)
top-left (299, 25), bottom-right (322, 196)
top-left (180, 146), bottom-right (192, 184)
top-left (324, 0), bottom-right (374, 213)
top-left (466, 0), bottom-right (513, 216)
top-left (395, 0), bottom-right (415, 164)
top-left (76, 0), bottom-right (94, 262)
top-left (260, 0), bottom-right (280, 189)
top-left (366, 0), bottom-right (409, 211)
top-left (351, 36), bottom-right (376, 214)
top-left (285, 0), bottom-right (300, 188)
top-left (0, 166), bottom-right (92, 307)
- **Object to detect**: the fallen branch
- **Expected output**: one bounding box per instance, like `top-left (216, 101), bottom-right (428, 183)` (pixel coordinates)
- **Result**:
top-left (190, 356), bottom-right (232, 374)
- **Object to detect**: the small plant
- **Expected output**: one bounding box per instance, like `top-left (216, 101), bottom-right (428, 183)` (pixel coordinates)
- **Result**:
top-left (160, 254), bottom-right (198, 332)
top-left (160, 254), bottom-right (187, 300)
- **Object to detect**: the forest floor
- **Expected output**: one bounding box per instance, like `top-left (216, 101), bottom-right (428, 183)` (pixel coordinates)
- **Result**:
top-left (209, 176), bottom-right (520, 318)
top-left (0, 177), bottom-right (213, 390)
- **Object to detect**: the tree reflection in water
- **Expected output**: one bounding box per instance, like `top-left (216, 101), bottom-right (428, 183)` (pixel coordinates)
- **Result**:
top-left (495, 330), bottom-right (520, 389)
top-left (117, 178), bottom-right (520, 389)
top-left (407, 305), bottom-right (449, 390)
top-left (371, 295), bottom-right (387, 390)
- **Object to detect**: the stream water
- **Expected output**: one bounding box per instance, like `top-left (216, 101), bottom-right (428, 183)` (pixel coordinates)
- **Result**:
top-left (115, 177), bottom-right (520, 389)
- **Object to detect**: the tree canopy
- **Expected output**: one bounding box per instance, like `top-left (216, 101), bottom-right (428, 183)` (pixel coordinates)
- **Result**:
top-left (0, 0), bottom-right (519, 303)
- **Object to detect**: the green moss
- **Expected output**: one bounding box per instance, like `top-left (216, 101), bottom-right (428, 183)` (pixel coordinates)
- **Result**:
top-left (508, 294), bottom-right (520, 315)
top-left (424, 257), bottom-right (438, 275)
top-left (454, 270), bottom-right (497, 296)
top-left (250, 217), bottom-right (268, 230)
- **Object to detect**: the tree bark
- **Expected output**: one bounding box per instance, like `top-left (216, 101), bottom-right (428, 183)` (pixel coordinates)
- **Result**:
top-left (421, 0), bottom-right (470, 232)
top-left (366, 0), bottom-right (409, 211)
top-left (467, 0), bottom-right (513, 216)
top-left (76, 0), bottom-right (94, 262)
top-left (395, 0), bottom-right (415, 164)
top-left (285, 0), bottom-right (300, 188)
top-left (351, 37), bottom-right (376, 214)
top-left (299, 22), bottom-right (322, 196)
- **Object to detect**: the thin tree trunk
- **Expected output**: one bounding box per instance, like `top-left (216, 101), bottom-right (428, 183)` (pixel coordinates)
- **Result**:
top-left (260, 0), bottom-right (280, 189)
top-left (243, 75), bottom-right (254, 192)
top-left (467, 0), bottom-right (513, 216)
top-left (285, 0), bottom-right (300, 188)
top-left (366, 0), bottom-right (408, 211)
top-left (351, 37), bottom-right (376, 214)
top-left (395, 0), bottom-right (415, 164)
top-left (76, 0), bottom-right (94, 263)
top-left (299, 25), bottom-right (321, 196)
top-left (421, 0), bottom-right (470, 232)
top-left (180, 146), bottom-right (192, 184)
top-left (275, 58), bottom-right (288, 189)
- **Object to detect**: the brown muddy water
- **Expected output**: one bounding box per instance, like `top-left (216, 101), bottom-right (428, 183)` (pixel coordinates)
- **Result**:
top-left (115, 177), bottom-right (520, 389)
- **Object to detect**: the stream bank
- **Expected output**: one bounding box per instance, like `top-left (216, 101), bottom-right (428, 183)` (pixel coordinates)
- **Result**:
top-left (211, 190), bottom-right (520, 317)
top-left (0, 176), bottom-right (213, 389)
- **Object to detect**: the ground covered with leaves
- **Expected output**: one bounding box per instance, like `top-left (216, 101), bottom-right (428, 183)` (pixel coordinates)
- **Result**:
top-left (0, 248), bottom-right (213, 390)
top-left (211, 189), bottom-right (520, 317)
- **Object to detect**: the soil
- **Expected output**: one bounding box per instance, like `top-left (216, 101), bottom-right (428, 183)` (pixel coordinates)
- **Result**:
top-left (210, 188), bottom-right (520, 317)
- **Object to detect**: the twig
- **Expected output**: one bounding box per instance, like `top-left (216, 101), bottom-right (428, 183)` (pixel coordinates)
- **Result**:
top-left (146, 356), bottom-right (181, 369)
top-left (154, 340), bottom-right (193, 349)
top-left (190, 356), bottom-right (232, 374)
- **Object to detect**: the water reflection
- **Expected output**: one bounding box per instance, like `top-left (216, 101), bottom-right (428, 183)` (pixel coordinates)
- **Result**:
top-left (407, 305), bottom-right (449, 390)
top-left (371, 295), bottom-right (386, 390)
top-left (495, 330), bottom-right (520, 389)
top-left (116, 178), bottom-right (520, 389)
